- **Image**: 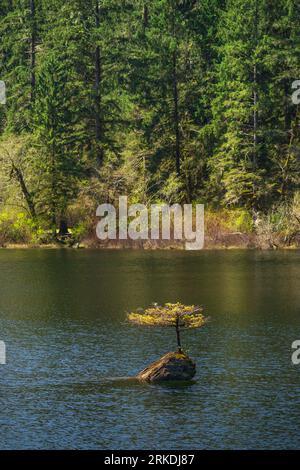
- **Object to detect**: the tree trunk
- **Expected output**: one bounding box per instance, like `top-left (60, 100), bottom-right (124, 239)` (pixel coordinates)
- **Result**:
top-left (173, 50), bottom-right (181, 176)
top-left (251, 0), bottom-right (259, 213)
top-left (58, 219), bottom-right (69, 237)
top-left (95, 0), bottom-right (104, 166)
top-left (175, 317), bottom-right (182, 353)
top-left (253, 63), bottom-right (257, 169)
top-left (143, 3), bottom-right (149, 32)
top-left (30, 0), bottom-right (36, 103)
top-left (11, 164), bottom-right (36, 219)
top-left (51, 144), bottom-right (57, 240)
top-left (253, 0), bottom-right (258, 171)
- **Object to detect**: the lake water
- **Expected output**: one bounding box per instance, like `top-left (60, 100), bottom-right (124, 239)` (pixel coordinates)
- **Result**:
top-left (0, 249), bottom-right (300, 449)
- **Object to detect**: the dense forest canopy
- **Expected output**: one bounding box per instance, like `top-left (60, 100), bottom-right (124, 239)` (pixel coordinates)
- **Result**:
top-left (0, 0), bottom-right (299, 244)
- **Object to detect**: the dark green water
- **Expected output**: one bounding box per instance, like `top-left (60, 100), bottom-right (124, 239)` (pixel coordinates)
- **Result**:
top-left (0, 249), bottom-right (300, 449)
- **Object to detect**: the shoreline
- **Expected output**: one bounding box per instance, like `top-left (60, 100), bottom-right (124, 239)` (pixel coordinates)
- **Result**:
top-left (1, 240), bottom-right (300, 251)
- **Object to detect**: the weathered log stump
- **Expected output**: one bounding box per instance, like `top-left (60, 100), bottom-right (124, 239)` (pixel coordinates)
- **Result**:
top-left (137, 351), bottom-right (196, 383)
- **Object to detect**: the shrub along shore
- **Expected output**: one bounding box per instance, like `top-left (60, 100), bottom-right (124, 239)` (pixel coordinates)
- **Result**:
top-left (1, 205), bottom-right (299, 250)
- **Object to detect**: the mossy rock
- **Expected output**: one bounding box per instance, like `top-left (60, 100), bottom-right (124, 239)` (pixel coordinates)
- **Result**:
top-left (136, 351), bottom-right (196, 383)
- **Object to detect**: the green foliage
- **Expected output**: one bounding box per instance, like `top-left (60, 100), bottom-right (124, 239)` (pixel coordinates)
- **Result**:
top-left (256, 194), bottom-right (300, 248)
top-left (224, 209), bottom-right (254, 233)
top-left (0, 1), bottom-right (299, 244)
top-left (33, 54), bottom-right (84, 230)
top-left (0, 211), bottom-right (31, 244)
top-left (128, 302), bottom-right (208, 351)
top-left (71, 222), bottom-right (90, 242)
top-left (128, 302), bottom-right (207, 329)
top-left (0, 210), bottom-right (51, 245)
top-left (205, 208), bottom-right (254, 242)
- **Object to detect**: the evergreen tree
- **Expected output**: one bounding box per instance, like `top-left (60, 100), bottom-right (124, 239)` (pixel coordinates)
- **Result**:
top-left (33, 55), bottom-right (84, 235)
top-left (210, 0), bottom-right (267, 209)
top-left (0, 0), bottom-right (43, 133)
top-left (128, 0), bottom-right (221, 203)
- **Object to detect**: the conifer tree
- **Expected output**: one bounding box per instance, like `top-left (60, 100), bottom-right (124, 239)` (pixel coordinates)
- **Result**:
top-left (33, 55), bottom-right (84, 235)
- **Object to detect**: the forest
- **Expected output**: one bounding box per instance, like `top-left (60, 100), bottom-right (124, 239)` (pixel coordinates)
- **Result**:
top-left (0, 0), bottom-right (299, 248)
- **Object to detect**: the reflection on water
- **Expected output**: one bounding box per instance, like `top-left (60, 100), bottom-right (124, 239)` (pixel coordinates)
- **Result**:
top-left (0, 249), bottom-right (300, 449)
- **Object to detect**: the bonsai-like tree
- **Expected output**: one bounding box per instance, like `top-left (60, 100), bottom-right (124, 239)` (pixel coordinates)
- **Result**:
top-left (128, 302), bottom-right (208, 353)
